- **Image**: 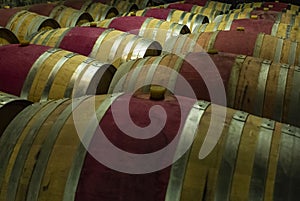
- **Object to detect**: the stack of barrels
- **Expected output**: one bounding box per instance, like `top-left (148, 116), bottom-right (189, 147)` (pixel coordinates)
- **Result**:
top-left (0, 0), bottom-right (300, 201)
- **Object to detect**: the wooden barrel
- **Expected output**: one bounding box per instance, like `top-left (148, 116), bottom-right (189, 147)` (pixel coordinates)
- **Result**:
top-left (0, 44), bottom-right (115, 102)
top-left (178, 30), bottom-right (300, 66)
top-left (165, 3), bottom-right (222, 22)
top-left (134, 8), bottom-right (209, 32)
top-left (0, 91), bottom-right (32, 137)
top-left (113, 0), bottom-right (138, 15)
top-left (108, 51), bottom-right (300, 126)
top-left (29, 27), bottom-right (162, 67)
top-left (0, 93), bottom-right (299, 201)
top-left (219, 9), bottom-right (300, 26)
top-left (204, 0), bottom-right (232, 13)
top-left (0, 26), bottom-right (19, 45)
top-left (63, 0), bottom-right (118, 21)
top-left (0, 8), bottom-right (22, 27)
top-left (28, 3), bottom-right (93, 27)
top-left (85, 2), bottom-right (118, 21)
top-left (237, 2), bottom-right (300, 13)
top-left (85, 16), bottom-right (190, 48)
top-left (4, 10), bottom-right (60, 41)
top-left (197, 19), bottom-right (300, 42)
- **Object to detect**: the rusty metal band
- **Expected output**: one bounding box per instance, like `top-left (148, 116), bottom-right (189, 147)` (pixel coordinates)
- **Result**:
top-left (152, 20), bottom-right (164, 41)
top-left (20, 48), bottom-right (62, 99)
top-left (287, 66), bottom-right (300, 126)
top-left (253, 59), bottom-right (272, 116)
top-left (227, 55), bottom-right (247, 108)
top-left (179, 11), bottom-right (188, 24)
top-left (25, 97), bottom-right (87, 201)
top-left (40, 52), bottom-right (78, 101)
top-left (215, 111), bottom-right (249, 201)
top-left (62, 93), bottom-right (123, 201)
top-left (127, 57), bottom-right (152, 91)
top-left (271, 23), bottom-right (279, 37)
top-left (122, 35), bottom-right (140, 62)
top-left (108, 60), bottom-right (136, 93)
top-left (165, 100), bottom-right (210, 201)
top-left (5, 10), bottom-right (27, 30)
top-left (273, 64), bottom-right (290, 122)
top-left (139, 17), bottom-right (153, 37)
top-left (108, 32), bottom-right (129, 62)
top-left (167, 56), bottom-right (184, 90)
top-left (274, 37), bottom-right (284, 63)
top-left (89, 28), bottom-right (113, 58)
top-left (64, 58), bottom-right (95, 98)
top-left (274, 124), bottom-right (300, 201)
top-left (253, 33), bottom-right (265, 58)
top-left (6, 99), bottom-right (67, 201)
top-left (288, 41), bottom-right (297, 65)
top-left (142, 55), bottom-right (166, 92)
top-left (0, 101), bottom-right (48, 189)
top-left (248, 118), bottom-right (275, 201)
top-left (224, 20), bottom-right (233, 31)
top-left (167, 9), bottom-right (176, 22)
top-left (207, 31), bottom-right (219, 51)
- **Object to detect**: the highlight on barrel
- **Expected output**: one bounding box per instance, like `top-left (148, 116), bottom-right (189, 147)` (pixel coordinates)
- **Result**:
top-left (0, 92), bottom-right (299, 201)
top-left (84, 16), bottom-right (190, 48)
top-left (197, 18), bottom-right (300, 42)
top-left (133, 8), bottom-right (209, 32)
top-left (29, 26), bottom-right (162, 67)
top-left (0, 44), bottom-right (116, 102)
top-left (108, 51), bottom-right (300, 126)
top-left (0, 91), bottom-right (32, 137)
top-left (0, 8), bottom-right (60, 41)
top-left (28, 3), bottom-right (93, 27)
top-left (0, 26), bottom-right (19, 45)
top-left (182, 30), bottom-right (300, 66)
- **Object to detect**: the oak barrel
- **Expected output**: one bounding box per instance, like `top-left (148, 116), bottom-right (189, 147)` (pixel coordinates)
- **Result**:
top-left (85, 16), bottom-right (190, 48)
top-left (0, 44), bottom-right (115, 102)
top-left (0, 9), bottom-right (60, 40)
top-left (29, 27), bottom-right (162, 67)
top-left (28, 3), bottom-right (93, 27)
top-left (180, 30), bottom-right (300, 66)
top-left (197, 18), bottom-right (300, 42)
top-left (0, 93), bottom-right (299, 201)
top-left (134, 8), bottom-right (209, 32)
top-left (108, 51), bottom-right (300, 126)
top-left (63, 0), bottom-right (118, 21)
